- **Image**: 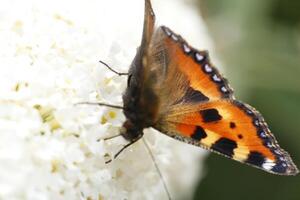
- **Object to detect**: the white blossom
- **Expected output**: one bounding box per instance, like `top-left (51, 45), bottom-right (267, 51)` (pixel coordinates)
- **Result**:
top-left (0, 0), bottom-right (218, 199)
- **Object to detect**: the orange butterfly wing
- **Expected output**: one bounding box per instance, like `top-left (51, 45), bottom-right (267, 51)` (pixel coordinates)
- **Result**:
top-left (153, 26), bottom-right (233, 101)
top-left (156, 100), bottom-right (297, 175)
top-left (145, 26), bottom-right (298, 175)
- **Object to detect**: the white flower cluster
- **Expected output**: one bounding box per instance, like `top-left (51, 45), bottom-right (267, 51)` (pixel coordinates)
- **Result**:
top-left (0, 0), bottom-right (216, 199)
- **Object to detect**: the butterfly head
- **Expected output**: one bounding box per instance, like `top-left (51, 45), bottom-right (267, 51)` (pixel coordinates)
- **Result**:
top-left (121, 120), bottom-right (144, 141)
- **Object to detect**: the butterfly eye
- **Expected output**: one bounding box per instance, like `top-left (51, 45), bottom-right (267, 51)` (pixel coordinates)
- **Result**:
top-left (127, 74), bottom-right (132, 86)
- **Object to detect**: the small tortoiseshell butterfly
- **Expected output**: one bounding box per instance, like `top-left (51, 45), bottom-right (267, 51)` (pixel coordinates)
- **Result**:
top-left (100, 0), bottom-right (298, 176)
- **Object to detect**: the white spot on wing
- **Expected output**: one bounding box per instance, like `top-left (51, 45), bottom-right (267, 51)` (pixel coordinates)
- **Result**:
top-left (221, 86), bottom-right (227, 93)
top-left (274, 149), bottom-right (282, 155)
top-left (195, 53), bottom-right (204, 62)
top-left (282, 163), bottom-right (287, 167)
top-left (164, 27), bottom-right (172, 36)
top-left (267, 142), bottom-right (273, 148)
top-left (259, 131), bottom-right (267, 138)
top-left (183, 44), bottom-right (191, 53)
top-left (279, 157), bottom-right (286, 161)
top-left (212, 74), bottom-right (221, 82)
top-left (246, 109), bottom-right (253, 115)
top-left (204, 64), bottom-right (213, 73)
top-left (171, 34), bottom-right (178, 41)
top-left (262, 159), bottom-right (276, 170)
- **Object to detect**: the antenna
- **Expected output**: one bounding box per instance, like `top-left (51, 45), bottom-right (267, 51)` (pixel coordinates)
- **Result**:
top-left (104, 136), bottom-right (142, 164)
top-left (99, 60), bottom-right (129, 76)
top-left (75, 102), bottom-right (123, 109)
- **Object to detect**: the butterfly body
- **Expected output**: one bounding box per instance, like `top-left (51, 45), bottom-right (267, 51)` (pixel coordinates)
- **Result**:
top-left (122, 48), bottom-right (160, 141)
top-left (119, 0), bottom-right (298, 175)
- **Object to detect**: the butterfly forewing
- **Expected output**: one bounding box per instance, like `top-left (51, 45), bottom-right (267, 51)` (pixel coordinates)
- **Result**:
top-left (151, 27), bottom-right (234, 100)
top-left (154, 99), bottom-right (298, 175)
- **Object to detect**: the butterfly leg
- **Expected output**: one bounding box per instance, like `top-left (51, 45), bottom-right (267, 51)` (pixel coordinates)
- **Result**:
top-left (99, 60), bottom-right (129, 76)
top-left (105, 134), bottom-right (142, 164)
top-left (75, 102), bottom-right (123, 109)
top-left (142, 138), bottom-right (172, 200)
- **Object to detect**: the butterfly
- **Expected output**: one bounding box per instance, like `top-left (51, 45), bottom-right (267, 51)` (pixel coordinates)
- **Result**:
top-left (96, 0), bottom-right (298, 176)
